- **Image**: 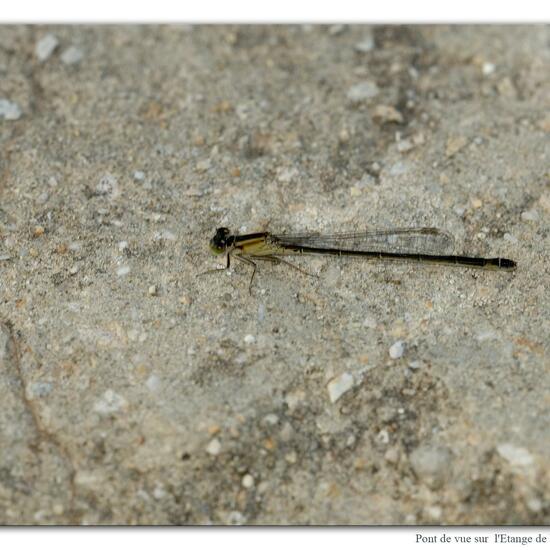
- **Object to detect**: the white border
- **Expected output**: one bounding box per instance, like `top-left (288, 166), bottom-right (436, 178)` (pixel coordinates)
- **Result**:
top-left (2, 528), bottom-right (550, 550)
top-left (0, 0), bottom-right (549, 22)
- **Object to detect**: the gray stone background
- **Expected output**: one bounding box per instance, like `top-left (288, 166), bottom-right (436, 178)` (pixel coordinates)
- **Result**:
top-left (0, 25), bottom-right (548, 525)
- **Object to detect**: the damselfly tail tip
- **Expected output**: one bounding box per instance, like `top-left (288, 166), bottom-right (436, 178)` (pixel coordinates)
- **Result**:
top-left (492, 257), bottom-right (517, 270)
top-left (501, 258), bottom-right (517, 270)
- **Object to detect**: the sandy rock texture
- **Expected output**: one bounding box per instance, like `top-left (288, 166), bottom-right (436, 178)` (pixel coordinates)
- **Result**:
top-left (0, 25), bottom-right (548, 524)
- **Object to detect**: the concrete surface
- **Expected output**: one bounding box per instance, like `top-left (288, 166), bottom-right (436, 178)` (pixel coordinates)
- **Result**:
top-left (0, 25), bottom-right (549, 525)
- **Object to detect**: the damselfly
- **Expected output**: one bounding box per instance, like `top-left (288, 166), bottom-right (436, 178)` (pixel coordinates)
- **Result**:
top-left (205, 226), bottom-right (516, 291)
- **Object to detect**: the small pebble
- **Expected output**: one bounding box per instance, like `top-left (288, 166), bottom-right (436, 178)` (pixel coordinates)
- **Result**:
top-left (397, 139), bottom-right (414, 153)
top-left (328, 24), bottom-right (345, 36)
top-left (96, 173), bottom-right (119, 198)
top-left (153, 485), bottom-right (166, 500)
top-left (338, 128), bottom-right (350, 143)
top-left (69, 265), bottom-right (79, 275)
top-left (60, 46), bottom-right (84, 65)
top-left (471, 197), bottom-right (483, 209)
top-left (145, 374), bottom-right (161, 392)
top-left (384, 447), bottom-right (400, 464)
top-left (372, 104), bottom-right (403, 124)
top-left (389, 340), bottom-right (405, 359)
top-left (426, 506), bottom-right (442, 520)
top-left (133, 171), bottom-right (145, 181)
top-left (35, 34), bottom-right (59, 61)
top-left (241, 474), bottom-right (254, 489)
top-left (327, 372), bottom-right (354, 403)
top-left (355, 34), bottom-right (375, 52)
top-left (496, 443), bottom-right (533, 467)
top-left (262, 413), bottom-right (279, 426)
top-left (196, 159), bottom-right (211, 173)
top-left (116, 266), bottom-right (130, 277)
top-left (226, 511), bottom-right (245, 525)
top-left (347, 81), bottom-right (379, 102)
top-left (285, 390), bottom-right (306, 412)
top-left (118, 241), bottom-right (129, 252)
top-left (179, 294), bottom-right (192, 305)
top-left (243, 334), bottom-right (256, 345)
top-left (153, 229), bottom-right (176, 241)
top-left (93, 389), bottom-right (127, 415)
top-left (521, 209), bottom-right (539, 222)
top-left (526, 498), bottom-right (542, 513)
top-left (277, 167), bottom-right (298, 183)
top-left (389, 161), bottom-right (411, 176)
top-left (446, 135), bottom-right (468, 157)
top-left (284, 450), bottom-right (297, 464)
top-left (376, 429), bottom-right (390, 445)
top-left (148, 284), bottom-right (158, 296)
top-left (409, 444), bottom-right (452, 489)
top-left (482, 62), bottom-right (496, 75)
top-left (0, 99), bottom-right (22, 120)
top-left (206, 438), bottom-right (221, 456)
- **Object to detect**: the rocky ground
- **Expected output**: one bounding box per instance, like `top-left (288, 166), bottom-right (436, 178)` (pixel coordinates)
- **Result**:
top-left (0, 25), bottom-right (549, 524)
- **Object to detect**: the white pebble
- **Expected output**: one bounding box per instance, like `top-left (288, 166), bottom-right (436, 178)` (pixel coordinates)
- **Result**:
top-left (118, 241), bottom-right (129, 251)
top-left (93, 389), bottom-right (127, 415)
top-left (206, 438), bottom-right (221, 456)
top-left (226, 511), bottom-right (245, 525)
top-left (241, 474), bottom-right (254, 489)
top-left (35, 34), bottom-right (59, 61)
top-left (347, 81), bottom-right (379, 102)
top-left (153, 229), bottom-right (176, 241)
top-left (145, 374), bottom-right (161, 392)
top-left (355, 35), bottom-right (375, 53)
top-left (0, 99), bottom-right (22, 120)
top-left (497, 443), bottom-right (533, 467)
top-left (327, 372), bottom-right (354, 403)
top-left (153, 485), bottom-right (166, 500)
top-left (262, 413), bottom-right (279, 426)
top-left (277, 167), bottom-right (298, 183)
top-left (408, 360), bottom-right (423, 370)
top-left (389, 340), bottom-right (405, 359)
top-left (376, 429), bottom-right (390, 444)
top-left (482, 62), bottom-right (496, 75)
top-left (61, 46), bottom-right (84, 65)
top-left (117, 265), bottom-right (131, 277)
top-left (521, 209), bottom-right (539, 222)
top-left (243, 334), bottom-right (256, 344)
top-left (133, 171), bottom-right (145, 181)
top-left (148, 284), bottom-right (158, 296)
top-left (397, 139), bottom-right (414, 153)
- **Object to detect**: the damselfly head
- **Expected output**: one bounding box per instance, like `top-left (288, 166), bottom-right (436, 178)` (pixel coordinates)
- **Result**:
top-left (210, 227), bottom-right (231, 254)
